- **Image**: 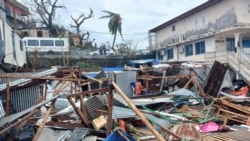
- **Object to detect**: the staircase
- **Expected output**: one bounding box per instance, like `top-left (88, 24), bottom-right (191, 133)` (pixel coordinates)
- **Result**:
top-left (205, 49), bottom-right (250, 84)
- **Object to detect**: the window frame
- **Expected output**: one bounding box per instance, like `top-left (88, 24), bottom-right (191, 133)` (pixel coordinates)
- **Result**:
top-left (40, 40), bottom-right (54, 46)
top-left (172, 25), bottom-right (175, 32)
top-left (55, 40), bottom-right (64, 46)
top-left (185, 44), bottom-right (193, 56)
top-left (167, 48), bottom-right (174, 59)
top-left (27, 40), bottom-right (39, 46)
top-left (195, 41), bottom-right (205, 55)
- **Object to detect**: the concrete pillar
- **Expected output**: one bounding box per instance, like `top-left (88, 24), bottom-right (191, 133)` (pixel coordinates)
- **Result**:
top-left (234, 33), bottom-right (240, 55)
top-left (234, 33), bottom-right (240, 80)
top-left (0, 0), bottom-right (6, 22)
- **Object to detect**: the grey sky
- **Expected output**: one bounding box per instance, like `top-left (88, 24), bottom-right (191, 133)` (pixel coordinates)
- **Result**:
top-left (20, 0), bottom-right (207, 49)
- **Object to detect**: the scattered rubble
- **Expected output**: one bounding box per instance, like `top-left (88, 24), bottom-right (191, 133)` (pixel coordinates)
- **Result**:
top-left (0, 61), bottom-right (250, 141)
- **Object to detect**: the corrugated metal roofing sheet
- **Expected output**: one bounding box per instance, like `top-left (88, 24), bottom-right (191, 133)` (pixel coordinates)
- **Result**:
top-left (113, 92), bottom-right (173, 106)
top-left (0, 99), bottom-right (5, 118)
top-left (0, 85), bottom-right (40, 113)
top-left (0, 68), bottom-right (58, 91)
top-left (0, 68), bottom-right (58, 115)
top-left (38, 127), bottom-right (72, 141)
top-left (85, 96), bottom-right (106, 121)
top-left (112, 106), bottom-right (137, 119)
top-left (69, 127), bottom-right (90, 141)
top-left (145, 114), bottom-right (170, 131)
top-left (83, 136), bottom-right (97, 141)
top-left (0, 95), bottom-right (59, 127)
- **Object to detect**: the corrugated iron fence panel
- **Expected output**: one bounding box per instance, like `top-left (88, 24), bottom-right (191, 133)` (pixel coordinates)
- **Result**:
top-left (0, 99), bottom-right (5, 118)
top-left (0, 85), bottom-right (40, 113)
top-left (114, 71), bottom-right (136, 97)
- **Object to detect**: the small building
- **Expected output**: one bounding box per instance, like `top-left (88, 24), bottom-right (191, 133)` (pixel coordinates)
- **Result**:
top-left (4, 0), bottom-right (29, 29)
top-left (149, 0), bottom-right (250, 61)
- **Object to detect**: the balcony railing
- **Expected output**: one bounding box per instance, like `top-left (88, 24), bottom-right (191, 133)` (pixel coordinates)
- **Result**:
top-left (205, 49), bottom-right (250, 83)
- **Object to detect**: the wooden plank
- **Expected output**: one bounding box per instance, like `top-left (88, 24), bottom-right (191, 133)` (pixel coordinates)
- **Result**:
top-left (112, 82), bottom-right (166, 141)
top-left (106, 80), bottom-right (114, 136)
top-left (220, 99), bottom-right (250, 114)
top-left (67, 96), bottom-right (89, 127)
top-left (33, 99), bottom-right (56, 141)
top-left (0, 109), bottom-right (39, 135)
top-left (5, 77), bottom-right (10, 116)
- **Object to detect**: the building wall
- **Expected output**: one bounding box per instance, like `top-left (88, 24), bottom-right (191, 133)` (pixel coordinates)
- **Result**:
top-left (236, 0), bottom-right (250, 23)
top-left (152, 0), bottom-right (250, 62)
top-left (0, 0), bottom-right (6, 22)
top-left (19, 28), bottom-right (50, 38)
top-left (156, 0), bottom-right (239, 48)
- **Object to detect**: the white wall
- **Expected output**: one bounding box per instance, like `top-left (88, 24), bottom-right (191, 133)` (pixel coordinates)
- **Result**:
top-left (235, 0), bottom-right (250, 23)
top-left (153, 0), bottom-right (250, 62)
top-left (155, 0), bottom-right (238, 47)
top-left (2, 20), bottom-right (27, 67)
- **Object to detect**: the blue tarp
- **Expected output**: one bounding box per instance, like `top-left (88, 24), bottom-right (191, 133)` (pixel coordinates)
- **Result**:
top-left (104, 130), bottom-right (136, 141)
top-left (102, 67), bottom-right (124, 72)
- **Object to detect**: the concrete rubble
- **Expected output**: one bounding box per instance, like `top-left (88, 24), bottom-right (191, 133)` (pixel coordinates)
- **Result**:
top-left (0, 61), bottom-right (250, 141)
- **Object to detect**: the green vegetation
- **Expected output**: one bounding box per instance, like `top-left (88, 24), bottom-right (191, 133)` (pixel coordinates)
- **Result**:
top-left (76, 61), bottom-right (101, 70)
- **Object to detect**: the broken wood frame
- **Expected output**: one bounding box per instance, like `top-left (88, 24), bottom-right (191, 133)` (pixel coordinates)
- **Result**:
top-left (0, 95), bottom-right (59, 137)
top-left (66, 87), bottom-right (113, 136)
top-left (216, 99), bottom-right (250, 125)
top-left (137, 73), bottom-right (187, 94)
top-left (0, 69), bottom-right (87, 116)
top-left (112, 81), bottom-right (167, 141)
top-left (33, 99), bottom-right (57, 141)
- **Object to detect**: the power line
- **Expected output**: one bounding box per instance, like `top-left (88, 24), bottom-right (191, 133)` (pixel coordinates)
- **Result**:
top-left (80, 29), bottom-right (148, 35)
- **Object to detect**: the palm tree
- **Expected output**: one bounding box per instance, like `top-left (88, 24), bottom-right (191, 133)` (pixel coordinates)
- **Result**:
top-left (99, 11), bottom-right (123, 51)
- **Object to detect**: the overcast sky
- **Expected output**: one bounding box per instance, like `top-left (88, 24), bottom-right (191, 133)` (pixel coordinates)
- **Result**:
top-left (21, 0), bottom-right (207, 49)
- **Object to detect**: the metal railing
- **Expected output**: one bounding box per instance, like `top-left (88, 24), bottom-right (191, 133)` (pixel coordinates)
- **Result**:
top-left (205, 49), bottom-right (228, 64)
top-left (205, 49), bottom-right (250, 83)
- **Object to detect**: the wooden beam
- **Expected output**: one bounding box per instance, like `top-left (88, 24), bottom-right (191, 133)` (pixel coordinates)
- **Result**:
top-left (67, 96), bottom-right (89, 127)
top-left (0, 109), bottom-right (39, 135)
top-left (106, 76), bottom-right (114, 136)
top-left (112, 82), bottom-right (166, 141)
top-left (33, 99), bottom-right (56, 141)
top-left (5, 77), bottom-right (10, 116)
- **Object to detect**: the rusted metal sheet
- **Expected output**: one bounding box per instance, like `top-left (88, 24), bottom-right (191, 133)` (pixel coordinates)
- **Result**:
top-left (202, 134), bottom-right (237, 141)
top-left (220, 131), bottom-right (250, 141)
top-left (170, 123), bottom-right (200, 141)
top-left (202, 61), bottom-right (228, 97)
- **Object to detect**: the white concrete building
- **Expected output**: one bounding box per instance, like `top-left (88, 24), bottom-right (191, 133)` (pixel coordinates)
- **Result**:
top-left (149, 0), bottom-right (250, 62)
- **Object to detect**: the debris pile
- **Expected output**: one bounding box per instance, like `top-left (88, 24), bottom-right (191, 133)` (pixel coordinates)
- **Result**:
top-left (0, 61), bottom-right (250, 141)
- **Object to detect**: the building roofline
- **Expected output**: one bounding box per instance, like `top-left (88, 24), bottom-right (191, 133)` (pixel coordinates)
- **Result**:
top-left (6, 0), bottom-right (29, 15)
top-left (149, 0), bottom-right (223, 32)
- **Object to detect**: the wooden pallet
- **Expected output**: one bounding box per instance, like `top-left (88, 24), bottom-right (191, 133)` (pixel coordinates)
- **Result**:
top-left (202, 135), bottom-right (237, 141)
